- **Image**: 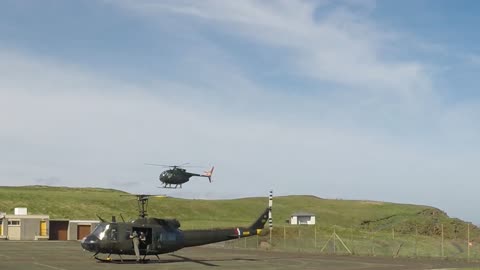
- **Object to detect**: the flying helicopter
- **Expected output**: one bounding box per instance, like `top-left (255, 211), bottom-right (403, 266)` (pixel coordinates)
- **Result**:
top-left (80, 193), bottom-right (272, 263)
top-left (145, 163), bottom-right (215, 189)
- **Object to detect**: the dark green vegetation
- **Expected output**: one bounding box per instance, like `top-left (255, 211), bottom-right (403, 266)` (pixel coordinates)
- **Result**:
top-left (0, 185), bottom-right (477, 240)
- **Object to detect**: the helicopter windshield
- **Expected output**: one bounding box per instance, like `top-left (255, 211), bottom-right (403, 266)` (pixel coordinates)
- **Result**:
top-left (91, 223), bottom-right (109, 240)
top-left (161, 171), bottom-right (173, 178)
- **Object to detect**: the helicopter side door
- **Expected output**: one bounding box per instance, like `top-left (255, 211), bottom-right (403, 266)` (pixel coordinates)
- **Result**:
top-left (132, 227), bottom-right (153, 251)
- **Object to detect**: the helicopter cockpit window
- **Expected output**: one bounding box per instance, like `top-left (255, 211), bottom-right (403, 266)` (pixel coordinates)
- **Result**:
top-left (92, 223), bottom-right (108, 239)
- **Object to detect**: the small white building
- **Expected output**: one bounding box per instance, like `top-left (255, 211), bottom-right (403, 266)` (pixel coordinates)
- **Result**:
top-left (290, 212), bottom-right (316, 225)
top-left (0, 208), bottom-right (49, 240)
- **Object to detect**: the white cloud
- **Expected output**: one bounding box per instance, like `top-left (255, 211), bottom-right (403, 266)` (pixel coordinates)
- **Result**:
top-left (465, 53), bottom-right (480, 66)
top-left (2, 1), bottom-right (480, 223)
top-left (112, 0), bottom-right (432, 100)
top-left (1, 47), bottom-right (480, 221)
top-left (0, 48), bottom-right (427, 190)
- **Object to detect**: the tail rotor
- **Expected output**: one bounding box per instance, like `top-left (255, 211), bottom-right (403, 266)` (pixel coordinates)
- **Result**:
top-left (203, 166), bottom-right (215, 183)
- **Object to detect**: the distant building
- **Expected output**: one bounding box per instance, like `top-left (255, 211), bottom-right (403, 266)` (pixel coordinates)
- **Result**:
top-left (68, 220), bottom-right (100, 240)
top-left (14, 208), bottom-right (27, 215)
top-left (0, 212), bottom-right (5, 239)
top-left (0, 209), bottom-right (99, 241)
top-left (0, 208), bottom-right (49, 240)
top-left (49, 219), bottom-right (99, 240)
top-left (49, 219), bottom-right (69, 240)
top-left (290, 212), bottom-right (315, 225)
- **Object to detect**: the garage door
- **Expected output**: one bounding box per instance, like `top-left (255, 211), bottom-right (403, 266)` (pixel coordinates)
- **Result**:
top-left (77, 225), bottom-right (91, 240)
top-left (8, 226), bottom-right (21, 240)
top-left (49, 221), bottom-right (68, 240)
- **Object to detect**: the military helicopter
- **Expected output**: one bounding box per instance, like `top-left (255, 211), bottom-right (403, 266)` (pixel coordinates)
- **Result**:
top-left (145, 163), bottom-right (215, 189)
top-left (81, 193), bottom-right (272, 263)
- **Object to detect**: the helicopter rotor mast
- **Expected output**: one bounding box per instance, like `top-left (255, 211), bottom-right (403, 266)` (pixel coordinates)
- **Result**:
top-left (120, 194), bottom-right (166, 219)
top-left (137, 195), bottom-right (149, 218)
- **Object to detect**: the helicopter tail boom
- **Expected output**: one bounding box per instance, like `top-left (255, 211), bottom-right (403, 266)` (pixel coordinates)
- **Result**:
top-left (182, 207), bottom-right (269, 247)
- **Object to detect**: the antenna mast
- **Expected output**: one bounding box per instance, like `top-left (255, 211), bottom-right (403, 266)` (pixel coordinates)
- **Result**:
top-left (269, 190), bottom-right (273, 243)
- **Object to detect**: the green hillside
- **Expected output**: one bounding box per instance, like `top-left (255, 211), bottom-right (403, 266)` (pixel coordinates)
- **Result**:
top-left (0, 186), bottom-right (476, 240)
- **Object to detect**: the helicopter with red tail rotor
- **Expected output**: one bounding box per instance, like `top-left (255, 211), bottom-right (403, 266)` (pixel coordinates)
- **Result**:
top-left (145, 163), bottom-right (214, 189)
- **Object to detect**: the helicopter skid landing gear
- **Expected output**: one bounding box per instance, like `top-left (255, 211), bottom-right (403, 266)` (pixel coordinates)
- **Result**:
top-left (94, 256), bottom-right (110, 263)
top-left (160, 184), bottom-right (182, 189)
top-left (94, 256), bottom-right (150, 264)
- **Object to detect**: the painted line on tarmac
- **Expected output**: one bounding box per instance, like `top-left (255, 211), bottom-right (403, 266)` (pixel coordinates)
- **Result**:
top-left (33, 262), bottom-right (67, 270)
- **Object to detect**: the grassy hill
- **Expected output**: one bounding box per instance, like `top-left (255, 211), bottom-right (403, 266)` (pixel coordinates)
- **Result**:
top-left (0, 185), bottom-right (476, 240)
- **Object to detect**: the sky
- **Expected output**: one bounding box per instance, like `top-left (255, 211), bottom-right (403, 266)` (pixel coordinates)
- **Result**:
top-left (1, 0), bottom-right (480, 223)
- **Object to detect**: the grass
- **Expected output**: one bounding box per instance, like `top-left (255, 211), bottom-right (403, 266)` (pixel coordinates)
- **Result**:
top-left (2, 185), bottom-right (480, 260)
top-left (0, 185), bottom-right (477, 240)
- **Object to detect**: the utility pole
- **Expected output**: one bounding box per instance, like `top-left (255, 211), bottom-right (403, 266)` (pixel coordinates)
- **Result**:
top-left (351, 226), bottom-right (354, 254)
top-left (298, 226), bottom-right (301, 251)
top-left (333, 226), bottom-right (336, 254)
top-left (468, 223), bottom-right (470, 261)
top-left (441, 224), bottom-right (444, 258)
top-left (415, 225), bottom-right (418, 258)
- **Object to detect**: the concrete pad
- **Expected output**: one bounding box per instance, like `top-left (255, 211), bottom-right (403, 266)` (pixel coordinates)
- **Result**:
top-left (0, 241), bottom-right (478, 270)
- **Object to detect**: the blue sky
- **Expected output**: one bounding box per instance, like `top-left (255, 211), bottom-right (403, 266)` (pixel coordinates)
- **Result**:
top-left (1, 0), bottom-right (480, 223)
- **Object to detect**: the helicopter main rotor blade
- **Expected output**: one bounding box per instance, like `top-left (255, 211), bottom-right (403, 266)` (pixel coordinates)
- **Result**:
top-left (120, 194), bottom-right (168, 198)
top-left (144, 163), bottom-right (170, 167)
top-left (145, 162), bottom-right (207, 169)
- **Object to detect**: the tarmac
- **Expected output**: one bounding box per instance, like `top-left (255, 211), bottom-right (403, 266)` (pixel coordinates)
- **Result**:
top-left (0, 241), bottom-right (479, 270)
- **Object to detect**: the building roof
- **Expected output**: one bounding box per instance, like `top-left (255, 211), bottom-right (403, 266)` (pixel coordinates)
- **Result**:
top-left (291, 212), bottom-right (315, 217)
top-left (4, 214), bottom-right (49, 219)
top-left (69, 220), bottom-right (101, 223)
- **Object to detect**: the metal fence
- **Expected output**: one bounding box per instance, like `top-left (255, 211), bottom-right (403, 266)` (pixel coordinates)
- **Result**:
top-left (221, 224), bottom-right (480, 261)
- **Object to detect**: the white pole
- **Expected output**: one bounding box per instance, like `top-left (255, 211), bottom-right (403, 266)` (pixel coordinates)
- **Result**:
top-left (269, 190), bottom-right (273, 244)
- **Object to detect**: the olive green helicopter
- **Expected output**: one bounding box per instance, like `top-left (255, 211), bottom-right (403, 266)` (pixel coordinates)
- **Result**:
top-left (145, 163), bottom-right (215, 189)
top-left (81, 193), bottom-right (273, 263)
